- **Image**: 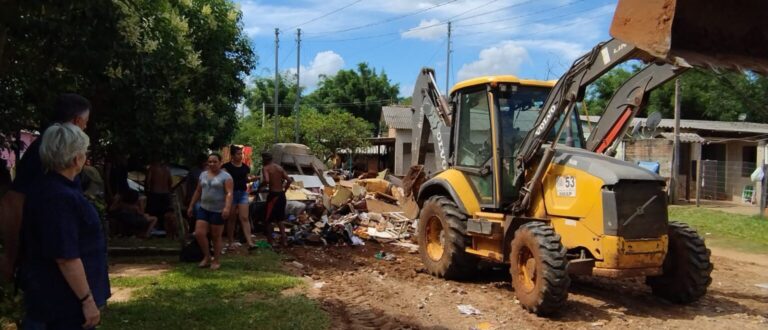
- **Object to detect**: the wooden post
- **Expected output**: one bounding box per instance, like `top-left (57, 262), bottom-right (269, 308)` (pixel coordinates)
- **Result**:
top-left (696, 142), bottom-right (703, 207)
top-left (671, 78), bottom-right (681, 204)
top-left (761, 164), bottom-right (767, 218)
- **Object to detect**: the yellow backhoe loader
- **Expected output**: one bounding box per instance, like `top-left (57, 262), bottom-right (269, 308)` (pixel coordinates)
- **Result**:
top-left (409, 0), bottom-right (767, 316)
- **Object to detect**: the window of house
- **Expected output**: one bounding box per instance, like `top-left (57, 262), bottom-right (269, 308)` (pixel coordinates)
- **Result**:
top-left (742, 146), bottom-right (757, 177)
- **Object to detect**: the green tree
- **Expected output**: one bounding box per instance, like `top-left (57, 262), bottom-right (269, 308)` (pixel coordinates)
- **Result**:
top-left (585, 66), bottom-right (634, 116)
top-left (585, 65), bottom-right (768, 122)
top-left (233, 108), bottom-right (371, 163)
top-left (305, 63), bottom-right (399, 130)
top-left (0, 0), bottom-right (255, 162)
top-left (243, 75), bottom-right (301, 117)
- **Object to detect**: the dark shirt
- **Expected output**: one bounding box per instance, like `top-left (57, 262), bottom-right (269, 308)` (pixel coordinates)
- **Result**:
top-left (109, 163), bottom-right (130, 195)
top-left (10, 138), bottom-right (42, 195)
top-left (185, 166), bottom-right (204, 203)
top-left (19, 172), bottom-right (110, 322)
top-left (222, 162), bottom-right (250, 191)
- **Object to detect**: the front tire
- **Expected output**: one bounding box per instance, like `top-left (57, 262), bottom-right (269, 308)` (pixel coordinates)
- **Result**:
top-left (647, 221), bottom-right (713, 303)
top-left (509, 222), bottom-right (570, 316)
top-left (417, 195), bottom-right (477, 280)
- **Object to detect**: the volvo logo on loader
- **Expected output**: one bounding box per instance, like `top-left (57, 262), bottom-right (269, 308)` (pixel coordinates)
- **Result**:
top-left (534, 104), bottom-right (558, 136)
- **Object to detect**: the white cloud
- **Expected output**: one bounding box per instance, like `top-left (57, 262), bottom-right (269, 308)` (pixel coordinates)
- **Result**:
top-left (513, 40), bottom-right (585, 63)
top-left (288, 51), bottom-right (345, 89)
top-left (401, 19), bottom-right (445, 41)
top-left (457, 39), bottom-right (586, 81)
top-left (243, 26), bottom-right (261, 37)
top-left (457, 42), bottom-right (529, 81)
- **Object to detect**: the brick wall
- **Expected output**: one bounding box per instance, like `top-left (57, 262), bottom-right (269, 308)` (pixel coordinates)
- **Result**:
top-left (624, 139), bottom-right (674, 178)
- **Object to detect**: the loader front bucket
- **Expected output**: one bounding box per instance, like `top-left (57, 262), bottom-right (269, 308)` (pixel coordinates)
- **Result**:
top-left (610, 0), bottom-right (768, 73)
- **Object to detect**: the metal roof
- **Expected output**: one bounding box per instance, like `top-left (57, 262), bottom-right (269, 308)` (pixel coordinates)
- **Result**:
top-left (581, 115), bottom-right (768, 135)
top-left (381, 106), bottom-right (413, 130)
top-left (659, 132), bottom-right (707, 143)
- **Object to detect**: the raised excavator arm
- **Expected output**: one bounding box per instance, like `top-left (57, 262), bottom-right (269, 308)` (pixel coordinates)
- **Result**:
top-left (511, 0), bottom-right (768, 213)
top-left (410, 67), bottom-right (453, 173)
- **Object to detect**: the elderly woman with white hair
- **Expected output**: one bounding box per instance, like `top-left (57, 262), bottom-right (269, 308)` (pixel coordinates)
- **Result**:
top-left (18, 123), bottom-right (110, 330)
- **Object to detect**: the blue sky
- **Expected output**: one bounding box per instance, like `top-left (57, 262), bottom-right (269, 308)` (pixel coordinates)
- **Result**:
top-left (234, 0), bottom-right (618, 98)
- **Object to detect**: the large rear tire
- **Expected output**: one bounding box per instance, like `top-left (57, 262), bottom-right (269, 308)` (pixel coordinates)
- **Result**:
top-left (647, 221), bottom-right (713, 303)
top-left (509, 221), bottom-right (570, 316)
top-left (417, 195), bottom-right (477, 280)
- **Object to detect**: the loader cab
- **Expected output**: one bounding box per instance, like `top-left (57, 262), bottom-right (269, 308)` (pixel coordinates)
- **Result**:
top-left (449, 76), bottom-right (583, 208)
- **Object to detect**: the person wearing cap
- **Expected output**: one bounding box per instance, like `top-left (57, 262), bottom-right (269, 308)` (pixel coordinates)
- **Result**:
top-left (259, 152), bottom-right (293, 247)
top-left (18, 123), bottom-right (109, 329)
top-left (1, 93), bottom-right (91, 282)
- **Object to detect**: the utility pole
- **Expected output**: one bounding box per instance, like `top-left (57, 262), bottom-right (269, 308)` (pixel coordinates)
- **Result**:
top-left (294, 28), bottom-right (301, 144)
top-left (262, 102), bottom-right (266, 128)
top-left (445, 21), bottom-right (452, 95)
top-left (671, 78), bottom-right (681, 203)
top-left (273, 28), bottom-right (280, 144)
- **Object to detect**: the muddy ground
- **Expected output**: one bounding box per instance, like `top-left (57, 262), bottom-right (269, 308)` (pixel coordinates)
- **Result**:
top-left (280, 242), bottom-right (768, 330)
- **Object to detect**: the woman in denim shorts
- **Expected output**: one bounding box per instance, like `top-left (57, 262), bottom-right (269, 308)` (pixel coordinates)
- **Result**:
top-left (222, 145), bottom-right (256, 250)
top-left (187, 153), bottom-right (233, 270)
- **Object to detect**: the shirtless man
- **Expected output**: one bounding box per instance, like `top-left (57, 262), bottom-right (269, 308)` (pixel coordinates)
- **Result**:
top-left (260, 152), bottom-right (293, 247)
top-left (146, 160), bottom-right (177, 239)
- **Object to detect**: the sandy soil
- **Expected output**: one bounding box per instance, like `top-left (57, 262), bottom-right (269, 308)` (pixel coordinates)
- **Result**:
top-left (281, 242), bottom-right (768, 330)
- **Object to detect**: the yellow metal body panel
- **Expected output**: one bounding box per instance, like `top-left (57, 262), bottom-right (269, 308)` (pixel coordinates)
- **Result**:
top-left (466, 211), bottom-right (505, 261)
top-left (595, 235), bottom-right (668, 269)
top-left (433, 169), bottom-right (481, 215)
top-left (474, 212), bottom-right (504, 221)
top-left (450, 75), bottom-right (557, 95)
top-left (542, 164), bottom-right (606, 235)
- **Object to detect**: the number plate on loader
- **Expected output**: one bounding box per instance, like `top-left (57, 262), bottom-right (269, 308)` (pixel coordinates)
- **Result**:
top-left (556, 176), bottom-right (576, 197)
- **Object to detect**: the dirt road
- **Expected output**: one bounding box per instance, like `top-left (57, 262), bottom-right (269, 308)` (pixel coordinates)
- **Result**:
top-left (282, 242), bottom-right (768, 330)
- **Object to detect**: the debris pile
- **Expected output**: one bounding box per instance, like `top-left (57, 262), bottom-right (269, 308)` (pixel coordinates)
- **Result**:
top-left (271, 166), bottom-right (427, 248)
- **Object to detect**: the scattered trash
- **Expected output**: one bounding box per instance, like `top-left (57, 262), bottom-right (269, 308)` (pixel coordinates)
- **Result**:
top-left (590, 321), bottom-right (605, 327)
top-left (313, 282), bottom-right (325, 289)
top-left (255, 165), bottom-right (427, 252)
top-left (374, 251), bottom-right (396, 261)
top-left (291, 261), bottom-right (305, 269)
top-left (755, 283), bottom-right (768, 289)
top-left (457, 304), bottom-right (482, 315)
top-left (470, 322), bottom-right (494, 330)
top-left (391, 242), bottom-right (419, 253)
top-left (350, 235), bottom-right (366, 246)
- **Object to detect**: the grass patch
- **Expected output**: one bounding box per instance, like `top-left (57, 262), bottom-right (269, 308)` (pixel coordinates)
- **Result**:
top-left (109, 237), bottom-right (182, 250)
top-left (102, 252), bottom-right (328, 330)
top-left (669, 205), bottom-right (768, 253)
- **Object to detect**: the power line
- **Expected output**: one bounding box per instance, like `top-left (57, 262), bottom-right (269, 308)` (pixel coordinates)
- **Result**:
top-left (453, 4), bottom-right (607, 37)
top-left (425, 38), bottom-right (448, 65)
top-left (286, 0), bottom-right (364, 30)
top-left (451, 0), bottom-right (535, 22)
top-left (454, 0), bottom-right (588, 28)
top-left (279, 44), bottom-right (295, 67)
top-left (446, 0), bottom-right (502, 20)
top-left (304, 0), bottom-right (460, 36)
top-left (306, 0), bottom-right (587, 43)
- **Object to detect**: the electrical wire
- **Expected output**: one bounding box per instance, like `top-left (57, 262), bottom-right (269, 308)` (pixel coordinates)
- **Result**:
top-left (304, 0), bottom-right (460, 36)
top-left (450, 0), bottom-right (536, 23)
top-left (306, 0), bottom-right (588, 43)
top-left (286, 0), bottom-right (364, 30)
top-left (446, 0), bottom-right (502, 20)
top-left (452, 5), bottom-right (608, 38)
top-left (454, 0), bottom-right (590, 29)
